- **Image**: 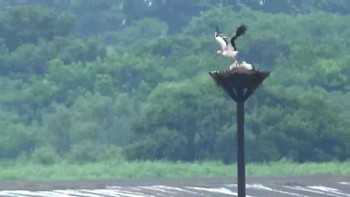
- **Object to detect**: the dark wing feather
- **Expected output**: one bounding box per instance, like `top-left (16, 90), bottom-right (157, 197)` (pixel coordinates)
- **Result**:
top-left (235, 24), bottom-right (247, 37)
top-left (231, 39), bottom-right (237, 51)
top-left (216, 25), bottom-right (220, 34)
top-left (216, 25), bottom-right (229, 45)
top-left (222, 36), bottom-right (228, 45)
top-left (230, 24), bottom-right (248, 51)
top-left (215, 25), bottom-right (221, 37)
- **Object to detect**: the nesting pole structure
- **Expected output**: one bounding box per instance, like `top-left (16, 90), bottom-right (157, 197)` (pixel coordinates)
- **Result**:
top-left (209, 68), bottom-right (269, 197)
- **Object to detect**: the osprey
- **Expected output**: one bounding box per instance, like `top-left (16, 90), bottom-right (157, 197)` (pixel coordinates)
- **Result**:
top-left (215, 24), bottom-right (247, 59)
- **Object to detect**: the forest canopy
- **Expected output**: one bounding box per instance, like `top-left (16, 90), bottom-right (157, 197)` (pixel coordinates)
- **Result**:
top-left (0, 0), bottom-right (349, 164)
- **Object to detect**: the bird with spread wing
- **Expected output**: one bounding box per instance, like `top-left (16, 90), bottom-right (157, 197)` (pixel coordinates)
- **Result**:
top-left (215, 24), bottom-right (247, 59)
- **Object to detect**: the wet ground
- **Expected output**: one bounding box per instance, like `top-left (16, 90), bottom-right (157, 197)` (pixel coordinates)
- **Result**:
top-left (0, 176), bottom-right (349, 196)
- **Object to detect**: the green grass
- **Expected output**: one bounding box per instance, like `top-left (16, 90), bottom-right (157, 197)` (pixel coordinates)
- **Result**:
top-left (0, 159), bottom-right (349, 181)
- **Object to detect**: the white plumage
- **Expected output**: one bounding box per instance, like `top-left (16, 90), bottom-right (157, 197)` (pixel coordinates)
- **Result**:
top-left (229, 61), bottom-right (254, 71)
top-left (215, 25), bottom-right (247, 60)
top-left (240, 61), bottom-right (253, 70)
top-left (229, 60), bottom-right (239, 70)
top-left (215, 34), bottom-right (238, 59)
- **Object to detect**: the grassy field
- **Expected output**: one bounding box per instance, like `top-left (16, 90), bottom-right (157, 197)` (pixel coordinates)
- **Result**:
top-left (0, 159), bottom-right (349, 181)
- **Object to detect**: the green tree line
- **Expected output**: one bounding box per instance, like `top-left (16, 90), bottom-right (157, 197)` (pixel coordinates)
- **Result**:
top-left (0, 1), bottom-right (349, 164)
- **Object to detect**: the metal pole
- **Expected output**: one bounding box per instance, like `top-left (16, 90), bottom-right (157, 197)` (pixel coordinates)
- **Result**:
top-left (209, 70), bottom-right (270, 197)
top-left (237, 101), bottom-right (245, 197)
